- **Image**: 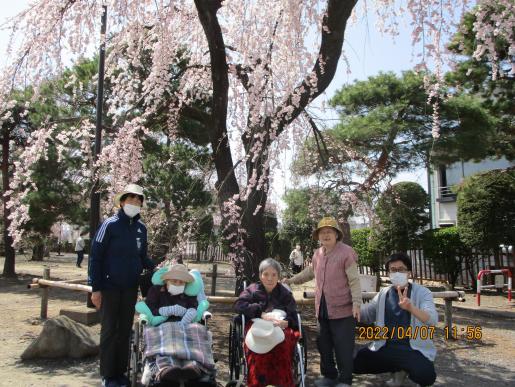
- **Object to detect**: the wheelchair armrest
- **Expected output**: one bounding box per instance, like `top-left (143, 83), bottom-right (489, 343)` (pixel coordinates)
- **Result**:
top-left (202, 311), bottom-right (212, 321)
top-left (137, 314), bottom-right (148, 325)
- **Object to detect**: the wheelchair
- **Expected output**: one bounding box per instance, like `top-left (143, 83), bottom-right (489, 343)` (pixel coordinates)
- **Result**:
top-left (228, 308), bottom-right (307, 386)
top-left (127, 269), bottom-right (218, 387)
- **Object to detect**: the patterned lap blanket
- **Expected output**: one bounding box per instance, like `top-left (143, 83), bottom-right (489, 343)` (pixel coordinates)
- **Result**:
top-left (144, 322), bottom-right (215, 373)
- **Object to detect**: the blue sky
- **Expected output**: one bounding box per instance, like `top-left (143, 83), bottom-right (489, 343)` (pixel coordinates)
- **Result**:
top-left (0, 2), bottom-right (30, 67)
top-left (0, 1), bottom-right (430, 212)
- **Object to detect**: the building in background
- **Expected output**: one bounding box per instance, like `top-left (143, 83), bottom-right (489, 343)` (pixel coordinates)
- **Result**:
top-left (429, 157), bottom-right (515, 228)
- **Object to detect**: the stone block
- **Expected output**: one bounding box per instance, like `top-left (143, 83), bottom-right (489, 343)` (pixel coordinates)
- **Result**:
top-left (60, 305), bottom-right (100, 326)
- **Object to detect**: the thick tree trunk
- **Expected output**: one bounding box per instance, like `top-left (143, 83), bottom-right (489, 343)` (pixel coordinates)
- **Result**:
top-left (340, 219), bottom-right (352, 245)
top-left (465, 257), bottom-right (476, 290)
top-left (194, 0), bottom-right (359, 292)
top-left (31, 241), bottom-right (45, 261)
top-left (163, 201), bottom-right (174, 256)
top-left (241, 186), bottom-right (268, 280)
top-left (1, 128), bottom-right (15, 277)
top-left (493, 249), bottom-right (501, 268)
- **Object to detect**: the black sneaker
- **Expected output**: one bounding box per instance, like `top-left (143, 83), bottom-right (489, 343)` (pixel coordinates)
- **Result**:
top-left (117, 374), bottom-right (130, 387)
top-left (101, 377), bottom-right (119, 387)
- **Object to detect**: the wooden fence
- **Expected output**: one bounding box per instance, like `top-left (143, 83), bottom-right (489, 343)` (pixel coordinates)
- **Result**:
top-left (30, 267), bottom-right (465, 330)
top-left (184, 243), bottom-right (513, 286)
top-left (183, 244), bottom-right (230, 262)
top-left (358, 249), bottom-right (513, 287)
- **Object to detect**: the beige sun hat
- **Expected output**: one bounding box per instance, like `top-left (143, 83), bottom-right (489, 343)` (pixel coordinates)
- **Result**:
top-left (312, 216), bottom-right (343, 241)
top-left (245, 318), bottom-right (285, 354)
top-left (114, 183), bottom-right (145, 207)
top-left (161, 264), bottom-right (195, 283)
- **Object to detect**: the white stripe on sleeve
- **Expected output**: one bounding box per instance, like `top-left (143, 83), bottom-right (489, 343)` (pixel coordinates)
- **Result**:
top-left (95, 216), bottom-right (118, 243)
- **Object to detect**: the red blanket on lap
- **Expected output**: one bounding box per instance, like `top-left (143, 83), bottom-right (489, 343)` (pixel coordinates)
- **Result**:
top-left (244, 323), bottom-right (300, 387)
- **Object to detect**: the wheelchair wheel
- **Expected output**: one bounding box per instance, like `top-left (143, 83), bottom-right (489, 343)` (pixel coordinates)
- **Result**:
top-left (294, 327), bottom-right (308, 387)
top-left (228, 319), bottom-right (244, 381)
top-left (128, 320), bottom-right (143, 387)
top-left (299, 326), bottom-right (308, 375)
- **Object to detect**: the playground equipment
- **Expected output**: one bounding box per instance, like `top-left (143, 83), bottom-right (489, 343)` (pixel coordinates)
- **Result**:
top-left (476, 268), bottom-right (512, 306)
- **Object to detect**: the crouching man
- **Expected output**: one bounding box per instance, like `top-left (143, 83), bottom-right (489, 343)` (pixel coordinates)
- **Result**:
top-left (354, 253), bottom-right (437, 387)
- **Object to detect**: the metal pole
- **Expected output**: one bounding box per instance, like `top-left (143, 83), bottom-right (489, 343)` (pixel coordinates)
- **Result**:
top-left (89, 4), bottom-right (107, 243)
top-left (88, 5), bottom-right (107, 308)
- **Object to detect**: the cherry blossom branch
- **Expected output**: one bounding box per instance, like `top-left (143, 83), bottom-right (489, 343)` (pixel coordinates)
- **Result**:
top-left (272, 0), bottom-right (358, 133)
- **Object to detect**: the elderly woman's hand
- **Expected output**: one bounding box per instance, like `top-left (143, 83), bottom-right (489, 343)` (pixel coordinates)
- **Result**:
top-left (260, 314), bottom-right (288, 329)
top-left (273, 319), bottom-right (288, 329)
top-left (353, 304), bottom-right (361, 322)
top-left (261, 312), bottom-right (273, 320)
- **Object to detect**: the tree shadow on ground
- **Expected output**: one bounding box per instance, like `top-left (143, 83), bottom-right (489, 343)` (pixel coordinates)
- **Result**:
top-left (13, 355), bottom-right (99, 383)
top-left (438, 306), bottom-right (515, 331)
top-left (434, 336), bottom-right (515, 386)
top-left (207, 300), bottom-right (515, 386)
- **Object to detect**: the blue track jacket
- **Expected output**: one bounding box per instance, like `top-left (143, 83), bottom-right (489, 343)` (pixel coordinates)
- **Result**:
top-left (88, 209), bottom-right (155, 291)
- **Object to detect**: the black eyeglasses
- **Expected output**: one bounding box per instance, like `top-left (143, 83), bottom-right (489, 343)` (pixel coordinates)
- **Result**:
top-left (389, 268), bottom-right (409, 273)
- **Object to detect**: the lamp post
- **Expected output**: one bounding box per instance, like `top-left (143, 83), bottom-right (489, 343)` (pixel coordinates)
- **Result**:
top-left (89, 4), bottom-right (107, 243)
top-left (87, 4), bottom-right (107, 308)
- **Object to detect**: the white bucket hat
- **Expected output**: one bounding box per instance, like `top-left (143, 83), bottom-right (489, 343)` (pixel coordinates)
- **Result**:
top-left (245, 318), bottom-right (285, 354)
top-left (114, 183), bottom-right (145, 207)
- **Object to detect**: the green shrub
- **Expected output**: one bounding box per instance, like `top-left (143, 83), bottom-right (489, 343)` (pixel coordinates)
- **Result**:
top-left (457, 168), bottom-right (515, 266)
top-left (422, 226), bottom-right (470, 289)
top-left (373, 182), bottom-right (429, 253)
top-left (351, 228), bottom-right (381, 271)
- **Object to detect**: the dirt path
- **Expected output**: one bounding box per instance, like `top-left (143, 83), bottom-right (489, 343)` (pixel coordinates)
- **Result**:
top-left (1, 254), bottom-right (514, 386)
top-left (0, 254), bottom-right (99, 386)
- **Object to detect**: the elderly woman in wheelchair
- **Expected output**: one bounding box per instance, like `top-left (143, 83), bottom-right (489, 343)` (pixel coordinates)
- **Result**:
top-left (231, 257), bottom-right (307, 387)
top-left (129, 264), bottom-right (216, 387)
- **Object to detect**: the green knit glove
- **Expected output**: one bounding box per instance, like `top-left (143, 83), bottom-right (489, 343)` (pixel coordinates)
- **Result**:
top-left (135, 301), bottom-right (167, 327)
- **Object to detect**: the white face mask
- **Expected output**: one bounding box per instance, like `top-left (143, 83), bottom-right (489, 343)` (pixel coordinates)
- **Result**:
top-left (167, 284), bottom-right (185, 296)
top-left (123, 203), bottom-right (141, 218)
top-left (389, 272), bottom-right (409, 287)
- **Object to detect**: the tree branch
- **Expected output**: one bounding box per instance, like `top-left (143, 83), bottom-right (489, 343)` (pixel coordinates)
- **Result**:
top-left (194, 0), bottom-right (239, 201)
top-left (272, 0), bottom-right (358, 135)
top-left (304, 111), bottom-right (329, 166)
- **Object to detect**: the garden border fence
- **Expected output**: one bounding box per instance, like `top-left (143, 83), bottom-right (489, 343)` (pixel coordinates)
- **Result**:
top-left (185, 244), bottom-right (513, 287)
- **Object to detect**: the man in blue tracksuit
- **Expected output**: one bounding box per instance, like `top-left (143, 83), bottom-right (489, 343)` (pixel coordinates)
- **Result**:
top-left (88, 184), bottom-right (155, 387)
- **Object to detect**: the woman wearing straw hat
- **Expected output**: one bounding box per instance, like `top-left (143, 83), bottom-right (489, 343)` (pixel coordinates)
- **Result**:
top-left (283, 217), bottom-right (362, 387)
top-left (88, 183), bottom-right (156, 387)
top-left (235, 257), bottom-right (300, 387)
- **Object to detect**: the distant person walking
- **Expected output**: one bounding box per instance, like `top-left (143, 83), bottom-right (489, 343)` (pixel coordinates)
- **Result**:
top-left (75, 234), bottom-right (85, 268)
top-left (289, 244), bottom-right (304, 274)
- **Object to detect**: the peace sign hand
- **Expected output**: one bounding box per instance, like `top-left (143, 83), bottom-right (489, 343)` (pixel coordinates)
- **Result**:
top-left (397, 286), bottom-right (412, 312)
